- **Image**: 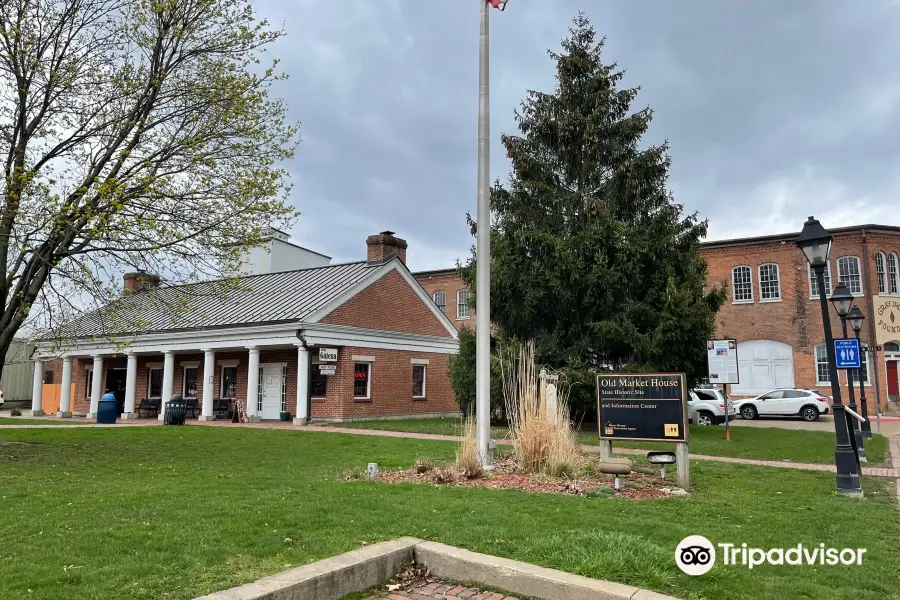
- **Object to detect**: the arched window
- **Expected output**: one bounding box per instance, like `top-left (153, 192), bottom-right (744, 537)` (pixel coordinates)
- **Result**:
top-left (837, 256), bottom-right (862, 295)
top-left (732, 266), bottom-right (753, 303)
top-left (808, 261), bottom-right (832, 298)
top-left (876, 252), bottom-right (887, 294)
top-left (885, 342), bottom-right (900, 352)
top-left (758, 263), bottom-right (781, 301)
top-left (456, 289), bottom-right (470, 319)
top-left (889, 253), bottom-right (900, 295)
top-left (432, 291), bottom-right (446, 314)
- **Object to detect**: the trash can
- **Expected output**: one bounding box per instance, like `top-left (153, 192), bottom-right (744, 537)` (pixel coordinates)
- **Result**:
top-left (164, 395), bottom-right (187, 426)
top-left (97, 392), bottom-right (118, 424)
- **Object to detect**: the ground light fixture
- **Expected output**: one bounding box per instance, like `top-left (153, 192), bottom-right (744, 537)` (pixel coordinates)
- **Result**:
top-left (831, 282), bottom-right (865, 464)
top-left (848, 305), bottom-right (874, 439)
top-left (647, 451), bottom-right (677, 480)
top-left (795, 216), bottom-right (862, 496)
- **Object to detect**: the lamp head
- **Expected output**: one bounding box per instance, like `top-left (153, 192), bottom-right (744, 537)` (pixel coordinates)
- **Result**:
top-left (830, 281), bottom-right (854, 318)
top-left (795, 216), bottom-right (833, 267)
top-left (848, 305), bottom-right (865, 333)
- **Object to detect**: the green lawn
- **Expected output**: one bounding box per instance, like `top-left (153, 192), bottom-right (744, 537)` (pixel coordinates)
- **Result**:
top-left (0, 427), bottom-right (896, 600)
top-left (0, 417), bottom-right (89, 426)
top-left (331, 418), bottom-right (890, 465)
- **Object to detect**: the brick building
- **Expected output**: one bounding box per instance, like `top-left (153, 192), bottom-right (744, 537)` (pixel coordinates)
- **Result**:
top-left (413, 268), bottom-right (476, 330)
top-left (416, 224), bottom-right (900, 416)
top-left (30, 232), bottom-right (460, 423)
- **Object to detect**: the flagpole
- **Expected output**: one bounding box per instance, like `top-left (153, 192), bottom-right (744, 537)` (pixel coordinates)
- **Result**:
top-left (475, 0), bottom-right (492, 467)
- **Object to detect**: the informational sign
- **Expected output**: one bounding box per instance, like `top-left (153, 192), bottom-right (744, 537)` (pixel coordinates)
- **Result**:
top-left (596, 373), bottom-right (688, 443)
top-left (318, 348), bottom-right (338, 362)
top-left (706, 339), bottom-right (739, 384)
top-left (873, 296), bottom-right (900, 345)
top-left (318, 364), bottom-right (336, 376)
top-left (834, 338), bottom-right (861, 369)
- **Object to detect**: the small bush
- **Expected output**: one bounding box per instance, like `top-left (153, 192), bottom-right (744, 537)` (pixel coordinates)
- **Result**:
top-left (9, 409), bottom-right (21, 417)
top-left (430, 466), bottom-right (457, 484)
top-left (414, 457), bottom-right (433, 474)
top-left (342, 468), bottom-right (364, 481)
top-left (456, 416), bottom-right (483, 479)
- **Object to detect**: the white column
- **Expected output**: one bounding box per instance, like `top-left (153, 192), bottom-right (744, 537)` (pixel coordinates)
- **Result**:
top-left (199, 349), bottom-right (216, 421)
top-left (294, 346), bottom-right (310, 425)
top-left (87, 355), bottom-right (104, 420)
top-left (29, 360), bottom-right (45, 416)
top-left (58, 357), bottom-right (73, 417)
top-left (245, 346), bottom-right (260, 422)
top-left (158, 351), bottom-right (175, 420)
top-left (122, 353), bottom-right (138, 419)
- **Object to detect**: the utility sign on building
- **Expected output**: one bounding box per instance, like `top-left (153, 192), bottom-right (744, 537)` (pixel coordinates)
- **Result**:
top-left (706, 339), bottom-right (739, 384)
top-left (834, 339), bottom-right (861, 369)
top-left (318, 348), bottom-right (338, 362)
top-left (596, 373), bottom-right (688, 442)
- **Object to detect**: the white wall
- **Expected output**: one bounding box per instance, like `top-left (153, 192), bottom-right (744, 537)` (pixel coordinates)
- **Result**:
top-left (238, 238), bottom-right (331, 276)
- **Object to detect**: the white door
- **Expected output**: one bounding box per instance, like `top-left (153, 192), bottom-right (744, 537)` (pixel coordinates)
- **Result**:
top-left (259, 364), bottom-right (284, 419)
top-left (732, 340), bottom-right (795, 395)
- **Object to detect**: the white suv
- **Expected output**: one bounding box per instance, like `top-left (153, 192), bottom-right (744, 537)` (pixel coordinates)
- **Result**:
top-left (735, 389), bottom-right (830, 422)
top-left (689, 388), bottom-right (737, 426)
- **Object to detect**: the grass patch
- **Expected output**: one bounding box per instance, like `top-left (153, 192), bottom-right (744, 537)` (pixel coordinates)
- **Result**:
top-left (331, 418), bottom-right (890, 465)
top-left (0, 426), bottom-right (896, 600)
top-left (0, 417), bottom-right (89, 426)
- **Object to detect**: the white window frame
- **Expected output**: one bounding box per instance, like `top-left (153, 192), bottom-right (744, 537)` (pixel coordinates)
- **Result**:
top-left (456, 289), bottom-right (471, 319)
top-left (731, 265), bottom-right (753, 304)
top-left (412, 364), bottom-right (427, 399)
top-left (876, 252), bottom-right (887, 295)
top-left (837, 256), bottom-right (863, 296)
top-left (182, 364), bottom-right (199, 398)
top-left (814, 344), bottom-right (831, 385)
top-left (889, 253), bottom-right (900, 296)
top-left (147, 367), bottom-right (163, 399)
top-left (433, 290), bottom-right (446, 314)
top-left (808, 262), bottom-right (833, 299)
top-left (758, 263), bottom-right (781, 302)
top-left (219, 364), bottom-right (238, 398)
top-left (353, 362), bottom-right (372, 400)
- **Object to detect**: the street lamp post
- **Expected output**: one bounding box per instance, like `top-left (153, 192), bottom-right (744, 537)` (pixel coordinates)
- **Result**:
top-left (795, 216), bottom-right (862, 496)
top-left (831, 282), bottom-right (865, 464)
top-left (848, 306), bottom-right (873, 439)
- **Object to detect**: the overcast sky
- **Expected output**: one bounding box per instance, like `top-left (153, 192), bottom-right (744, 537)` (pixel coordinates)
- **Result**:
top-left (256, 0), bottom-right (900, 271)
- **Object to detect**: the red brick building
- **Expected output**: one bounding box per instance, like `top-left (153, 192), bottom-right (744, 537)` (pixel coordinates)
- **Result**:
top-left (703, 224), bottom-right (900, 415)
top-left (415, 225), bottom-right (900, 416)
top-left (414, 268), bottom-right (476, 330)
top-left (31, 232), bottom-right (460, 423)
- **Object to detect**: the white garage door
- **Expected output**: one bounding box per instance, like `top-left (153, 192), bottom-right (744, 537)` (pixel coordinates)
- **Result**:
top-left (731, 340), bottom-right (795, 395)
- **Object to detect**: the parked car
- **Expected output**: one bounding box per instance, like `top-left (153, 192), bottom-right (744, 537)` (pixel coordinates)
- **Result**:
top-left (734, 389), bottom-right (830, 422)
top-left (688, 388), bottom-right (737, 426)
top-left (0, 388), bottom-right (4, 408)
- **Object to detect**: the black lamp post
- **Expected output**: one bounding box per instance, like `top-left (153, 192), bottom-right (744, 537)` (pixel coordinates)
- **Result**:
top-left (795, 216), bottom-right (862, 495)
top-left (848, 306), bottom-right (873, 439)
top-left (830, 282), bottom-right (865, 464)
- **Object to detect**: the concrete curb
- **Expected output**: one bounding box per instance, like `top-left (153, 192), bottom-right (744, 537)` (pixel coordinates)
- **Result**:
top-left (193, 537), bottom-right (419, 600)
top-left (193, 538), bottom-right (680, 600)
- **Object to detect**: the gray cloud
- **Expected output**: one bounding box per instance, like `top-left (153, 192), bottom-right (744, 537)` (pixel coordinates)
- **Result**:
top-left (258, 0), bottom-right (900, 268)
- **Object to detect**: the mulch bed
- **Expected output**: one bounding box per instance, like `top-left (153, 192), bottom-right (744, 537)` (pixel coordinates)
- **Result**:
top-left (359, 457), bottom-right (685, 500)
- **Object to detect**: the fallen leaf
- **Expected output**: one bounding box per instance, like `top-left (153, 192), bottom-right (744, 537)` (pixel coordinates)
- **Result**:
top-left (387, 583), bottom-right (401, 591)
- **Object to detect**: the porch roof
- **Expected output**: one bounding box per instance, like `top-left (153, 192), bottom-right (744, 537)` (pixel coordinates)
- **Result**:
top-left (50, 261), bottom-right (375, 340)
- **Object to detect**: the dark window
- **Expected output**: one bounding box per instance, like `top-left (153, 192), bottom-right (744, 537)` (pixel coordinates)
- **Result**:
top-left (183, 367), bottom-right (198, 398)
top-left (783, 390), bottom-right (805, 398)
top-left (86, 369), bottom-right (94, 397)
top-left (353, 363), bottom-right (371, 399)
top-left (433, 291), bottom-right (446, 314)
top-left (148, 368), bottom-right (163, 398)
top-left (221, 366), bottom-right (237, 398)
top-left (761, 391), bottom-right (784, 400)
top-left (412, 364), bottom-right (426, 398)
top-left (694, 390), bottom-right (716, 401)
top-left (44, 371), bottom-right (54, 384)
top-left (311, 366), bottom-right (327, 398)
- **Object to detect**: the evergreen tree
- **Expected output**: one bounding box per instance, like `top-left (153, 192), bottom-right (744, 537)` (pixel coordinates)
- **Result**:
top-left (464, 14), bottom-right (725, 410)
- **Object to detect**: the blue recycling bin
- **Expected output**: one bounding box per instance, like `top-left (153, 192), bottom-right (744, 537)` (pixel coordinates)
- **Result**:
top-left (97, 392), bottom-right (118, 424)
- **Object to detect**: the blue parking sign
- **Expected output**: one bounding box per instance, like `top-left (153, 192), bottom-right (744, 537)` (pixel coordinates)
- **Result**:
top-left (834, 338), bottom-right (861, 369)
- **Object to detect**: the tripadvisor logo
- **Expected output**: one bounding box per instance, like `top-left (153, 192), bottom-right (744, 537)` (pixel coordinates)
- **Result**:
top-left (675, 536), bottom-right (867, 575)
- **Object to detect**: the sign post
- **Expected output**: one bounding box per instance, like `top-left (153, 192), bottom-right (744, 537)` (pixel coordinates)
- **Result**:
top-left (597, 373), bottom-right (690, 490)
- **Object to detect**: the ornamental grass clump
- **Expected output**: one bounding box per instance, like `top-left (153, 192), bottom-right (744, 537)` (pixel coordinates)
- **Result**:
top-left (502, 341), bottom-right (581, 476)
top-left (455, 416), bottom-right (483, 479)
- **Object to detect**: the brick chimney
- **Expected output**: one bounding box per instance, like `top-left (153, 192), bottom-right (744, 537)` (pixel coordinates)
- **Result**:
top-left (366, 231), bottom-right (407, 265)
top-left (123, 271), bottom-right (162, 294)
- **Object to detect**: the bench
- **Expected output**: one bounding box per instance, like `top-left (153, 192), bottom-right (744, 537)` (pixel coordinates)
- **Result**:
top-left (213, 398), bottom-right (233, 417)
top-left (137, 397), bottom-right (161, 418)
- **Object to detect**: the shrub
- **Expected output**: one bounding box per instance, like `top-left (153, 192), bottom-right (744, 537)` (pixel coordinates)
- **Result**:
top-left (455, 416), bottom-right (483, 479)
top-left (342, 468), bottom-right (364, 481)
top-left (413, 457), bottom-right (433, 474)
top-left (447, 327), bottom-right (506, 420)
top-left (502, 341), bottom-right (581, 476)
top-left (430, 466), bottom-right (457, 484)
top-left (9, 409), bottom-right (21, 417)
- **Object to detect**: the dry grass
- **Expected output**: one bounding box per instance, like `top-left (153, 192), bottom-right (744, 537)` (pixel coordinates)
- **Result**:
top-left (455, 416), bottom-right (483, 479)
top-left (501, 341), bottom-right (582, 476)
top-left (414, 456), bottom-right (433, 474)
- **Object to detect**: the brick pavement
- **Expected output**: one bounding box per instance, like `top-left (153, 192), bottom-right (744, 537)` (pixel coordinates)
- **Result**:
top-left (363, 581), bottom-right (519, 600)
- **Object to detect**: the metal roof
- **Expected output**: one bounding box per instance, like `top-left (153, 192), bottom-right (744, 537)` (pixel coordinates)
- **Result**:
top-left (55, 261), bottom-right (374, 339)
